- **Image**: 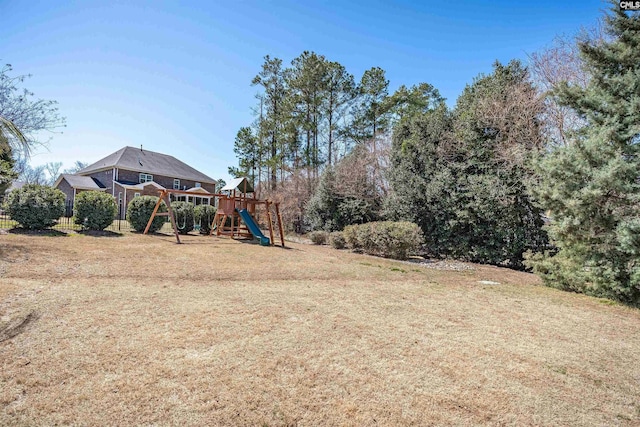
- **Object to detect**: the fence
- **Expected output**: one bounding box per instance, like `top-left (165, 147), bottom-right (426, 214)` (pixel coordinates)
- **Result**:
top-left (0, 201), bottom-right (137, 232)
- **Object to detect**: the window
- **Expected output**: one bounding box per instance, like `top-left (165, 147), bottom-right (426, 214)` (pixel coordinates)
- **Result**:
top-left (139, 173), bottom-right (153, 183)
top-left (173, 179), bottom-right (180, 190)
top-left (134, 192), bottom-right (141, 198)
top-left (195, 182), bottom-right (201, 188)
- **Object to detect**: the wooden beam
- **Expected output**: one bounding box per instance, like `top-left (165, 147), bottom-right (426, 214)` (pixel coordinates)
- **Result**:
top-left (265, 200), bottom-right (275, 246)
top-left (275, 202), bottom-right (285, 248)
top-left (143, 194), bottom-right (165, 235)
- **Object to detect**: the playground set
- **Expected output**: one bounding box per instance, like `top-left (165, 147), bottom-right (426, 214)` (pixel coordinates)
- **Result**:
top-left (143, 177), bottom-right (285, 247)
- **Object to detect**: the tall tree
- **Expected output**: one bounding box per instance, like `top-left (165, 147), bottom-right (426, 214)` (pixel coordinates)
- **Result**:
top-left (228, 126), bottom-right (259, 183)
top-left (286, 51), bottom-right (327, 177)
top-left (323, 61), bottom-right (355, 165)
top-left (252, 56), bottom-right (287, 190)
top-left (528, 3), bottom-right (640, 304)
top-left (350, 67), bottom-right (390, 144)
top-left (384, 82), bottom-right (444, 125)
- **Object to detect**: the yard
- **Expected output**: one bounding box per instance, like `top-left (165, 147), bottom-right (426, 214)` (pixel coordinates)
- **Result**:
top-left (1, 230), bottom-right (639, 426)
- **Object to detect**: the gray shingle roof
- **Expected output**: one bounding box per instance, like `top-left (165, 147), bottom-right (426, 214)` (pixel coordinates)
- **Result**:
top-left (59, 174), bottom-right (106, 190)
top-left (79, 146), bottom-right (216, 184)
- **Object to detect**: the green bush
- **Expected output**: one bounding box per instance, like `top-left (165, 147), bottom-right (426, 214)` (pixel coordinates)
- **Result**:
top-left (73, 191), bottom-right (117, 231)
top-left (329, 231), bottom-right (346, 249)
top-left (343, 221), bottom-right (423, 259)
top-left (171, 201), bottom-right (194, 234)
top-left (126, 196), bottom-right (166, 233)
top-left (194, 204), bottom-right (216, 234)
top-left (308, 230), bottom-right (328, 245)
top-left (3, 184), bottom-right (65, 229)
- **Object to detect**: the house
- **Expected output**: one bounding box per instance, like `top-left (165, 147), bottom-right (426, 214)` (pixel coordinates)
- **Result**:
top-left (54, 146), bottom-right (217, 216)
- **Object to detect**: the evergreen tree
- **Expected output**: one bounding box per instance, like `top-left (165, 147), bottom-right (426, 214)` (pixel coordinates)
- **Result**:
top-left (324, 61), bottom-right (356, 165)
top-left (252, 56), bottom-right (287, 190)
top-left (0, 147), bottom-right (17, 195)
top-left (387, 62), bottom-right (547, 269)
top-left (528, 4), bottom-right (640, 303)
top-left (350, 67), bottom-right (390, 143)
top-left (228, 127), bottom-right (258, 183)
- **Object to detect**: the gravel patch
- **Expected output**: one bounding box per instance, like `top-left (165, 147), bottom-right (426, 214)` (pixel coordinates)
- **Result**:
top-left (403, 258), bottom-right (476, 271)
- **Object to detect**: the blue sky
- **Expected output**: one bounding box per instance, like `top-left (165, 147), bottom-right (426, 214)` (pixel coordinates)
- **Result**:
top-left (1, 0), bottom-right (606, 181)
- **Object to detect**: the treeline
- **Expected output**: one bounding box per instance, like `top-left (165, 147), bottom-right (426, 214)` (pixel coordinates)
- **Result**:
top-left (230, 3), bottom-right (640, 305)
top-left (229, 52), bottom-right (441, 192)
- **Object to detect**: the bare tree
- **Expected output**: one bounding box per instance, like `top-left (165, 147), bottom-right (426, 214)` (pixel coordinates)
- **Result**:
top-left (528, 27), bottom-right (605, 147)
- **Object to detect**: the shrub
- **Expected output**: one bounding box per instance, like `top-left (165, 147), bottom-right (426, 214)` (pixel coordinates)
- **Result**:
top-left (73, 191), bottom-right (117, 230)
top-left (343, 221), bottom-right (423, 259)
top-left (194, 204), bottom-right (216, 234)
top-left (171, 201), bottom-right (194, 234)
top-left (308, 230), bottom-right (328, 245)
top-left (329, 231), bottom-right (346, 249)
top-left (126, 196), bottom-right (166, 233)
top-left (4, 184), bottom-right (65, 229)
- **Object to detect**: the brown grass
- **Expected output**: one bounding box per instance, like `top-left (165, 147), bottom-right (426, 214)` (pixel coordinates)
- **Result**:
top-left (1, 231), bottom-right (639, 426)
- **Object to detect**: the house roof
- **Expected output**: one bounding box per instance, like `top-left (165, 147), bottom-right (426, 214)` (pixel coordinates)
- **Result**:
top-left (220, 177), bottom-right (254, 193)
top-left (54, 174), bottom-right (107, 191)
top-left (79, 146), bottom-right (217, 184)
top-left (4, 181), bottom-right (25, 194)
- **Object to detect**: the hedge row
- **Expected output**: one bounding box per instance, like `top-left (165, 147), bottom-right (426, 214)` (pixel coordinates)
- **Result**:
top-left (343, 221), bottom-right (423, 260)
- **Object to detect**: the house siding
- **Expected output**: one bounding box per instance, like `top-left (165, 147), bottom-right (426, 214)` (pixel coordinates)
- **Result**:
top-left (77, 166), bottom-right (216, 216)
top-left (83, 169), bottom-right (114, 195)
top-left (56, 179), bottom-right (75, 203)
top-left (115, 169), bottom-right (216, 193)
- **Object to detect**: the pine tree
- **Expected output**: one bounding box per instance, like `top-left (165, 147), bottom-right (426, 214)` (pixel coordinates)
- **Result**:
top-left (252, 56), bottom-right (287, 190)
top-left (528, 3), bottom-right (640, 303)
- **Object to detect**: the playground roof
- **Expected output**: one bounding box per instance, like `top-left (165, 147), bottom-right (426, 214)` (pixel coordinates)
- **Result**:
top-left (221, 177), bottom-right (254, 193)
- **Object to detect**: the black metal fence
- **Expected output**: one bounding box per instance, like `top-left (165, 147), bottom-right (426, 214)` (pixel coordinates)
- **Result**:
top-left (0, 201), bottom-right (136, 232)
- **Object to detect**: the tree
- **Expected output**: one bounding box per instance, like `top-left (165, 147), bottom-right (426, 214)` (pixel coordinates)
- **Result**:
top-left (323, 61), bottom-right (355, 165)
top-left (252, 56), bottom-right (287, 190)
top-left (16, 160), bottom-right (61, 186)
top-left (0, 64), bottom-right (65, 158)
top-left (351, 67), bottom-right (390, 142)
top-left (384, 82), bottom-right (444, 125)
top-left (228, 127), bottom-right (258, 183)
top-left (0, 64), bottom-right (65, 191)
top-left (527, 3), bottom-right (640, 304)
top-left (286, 51), bottom-right (327, 177)
top-left (528, 29), bottom-right (605, 147)
top-left (63, 161), bottom-right (88, 174)
top-left (0, 116), bottom-right (27, 194)
top-left (214, 179), bottom-right (226, 193)
top-left (387, 62), bottom-right (547, 269)
top-left (0, 147), bottom-right (16, 195)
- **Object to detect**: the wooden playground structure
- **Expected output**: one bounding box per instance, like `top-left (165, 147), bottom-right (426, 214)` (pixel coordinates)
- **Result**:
top-left (143, 177), bottom-right (285, 247)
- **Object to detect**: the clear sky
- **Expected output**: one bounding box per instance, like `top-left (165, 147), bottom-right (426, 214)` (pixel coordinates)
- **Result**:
top-left (1, 0), bottom-right (607, 182)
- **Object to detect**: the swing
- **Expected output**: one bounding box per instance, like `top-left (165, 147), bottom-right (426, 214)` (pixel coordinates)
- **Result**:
top-left (176, 210), bottom-right (187, 231)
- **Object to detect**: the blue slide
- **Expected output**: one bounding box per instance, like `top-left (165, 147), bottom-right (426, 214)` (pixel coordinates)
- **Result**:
top-left (238, 209), bottom-right (271, 246)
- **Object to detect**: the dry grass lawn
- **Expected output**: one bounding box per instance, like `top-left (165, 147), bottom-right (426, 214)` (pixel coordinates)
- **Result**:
top-left (1, 230), bottom-right (640, 426)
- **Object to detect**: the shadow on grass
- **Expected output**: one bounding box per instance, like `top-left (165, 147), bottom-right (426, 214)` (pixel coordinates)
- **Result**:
top-left (236, 238), bottom-right (293, 249)
top-left (7, 228), bottom-right (69, 237)
top-left (78, 230), bottom-right (123, 238)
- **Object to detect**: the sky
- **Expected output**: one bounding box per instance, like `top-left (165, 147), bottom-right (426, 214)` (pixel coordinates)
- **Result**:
top-left (1, 0), bottom-right (607, 182)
